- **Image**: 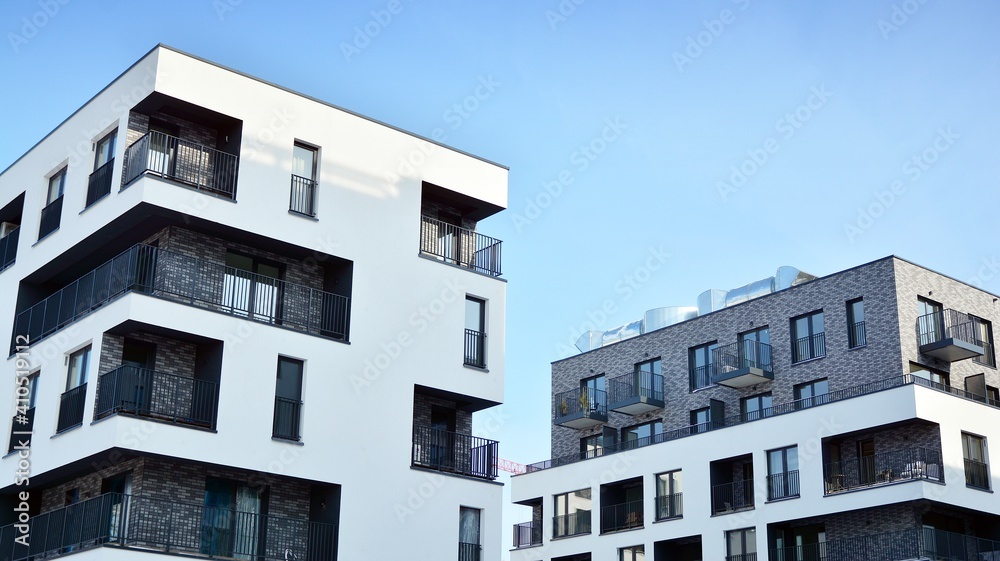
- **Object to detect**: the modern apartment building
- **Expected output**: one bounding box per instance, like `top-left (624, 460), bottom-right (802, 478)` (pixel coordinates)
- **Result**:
top-left (510, 257), bottom-right (1000, 561)
top-left (0, 45), bottom-right (507, 561)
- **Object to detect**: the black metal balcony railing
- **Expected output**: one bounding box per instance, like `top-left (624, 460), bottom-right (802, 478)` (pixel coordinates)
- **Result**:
top-left (974, 338), bottom-right (996, 367)
top-left (917, 308), bottom-right (984, 347)
top-left (272, 396), bottom-right (302, 441)
top-left (600, 499), bottom-right (643, 533)
top-left (526, 373), bottom-right (1000, 472)
top-left (553, 386), bottom-right (607, 420)
top-left (86, 158), bottom-right (115, 207)
top-left (792, 332), bottom-right (826, 363)
top-left (56, 383), bottom-right (87, 433)
top-left (458, 542), bottom-right (481, 561)
top-left (411, 425), bottom-right (498, 480)
top-left (849, 320), bottom-right (867, 348)
top-left (965, 458), bottom-right (990, 490)
top-left (711, 478), bottom-right (754, 514)
top-left (609, 370), bottom-right (664, 404)
top-left (824, 447), bottom-right (943, 493)
top-left (714, 340), bottom-right (773, 372)
top-left (552, 511), bottom-right (590, 538)
top-left (123, 131), bottom-right (239, 198)
top-left (419, 216), bottom-right (502, 277)
top-left (767, 470), bottom-right (800, 500)
top-left (513, 521), bottom-right (542, 548)
top-left (10, 243), bottom-right (350, 354)
top-left (0, 225), bottom-right (18, 272)
top-left (7, 407), bottom-right (33, 454)
top-left (95, 366), bottom-right (218, 428)
top-left (464, 328), bottom-right (486, 368)
top-left (770, 528), bottom-right (1000, 561)
top-left (689, 364), bottom-right (715, 390)
top-left (38, 195), bottom-right (63, 239)
top-left (289, 174), bottom-right (317, 216)
top-left (725, 554), bottom-right (757, 561)
top-left (654, 492), bottom-right (682, 520)
top-left (0, 492), bottom-right (337, 561)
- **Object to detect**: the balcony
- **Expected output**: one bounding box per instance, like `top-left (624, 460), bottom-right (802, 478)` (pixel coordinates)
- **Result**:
top-left (824, 447), bottom-right (943, 494)
top-left (123, 131), bottom-right (239, 199)
top-left (0, 492), bottom-right (337, 561)
top-left (11, 244), bottom-right (350, 354)
top-left (770, 528), bottom-right (1000, 561)
top-left (513, 521), bottom-right (542, 548)
top-left (917, 309), bottom-right (985, 362)
top-left (419, 216), bottom-right (502, 277)
top-left (766, 470), bottom-right (800, 500)
top-left (95, 366), bottom-right (219, 429)
top-left (56, 383), bottom-right (87, 433)
top-left (0, 225), bottom-right (17, 272)
top-left (608, 370), bottom-right (664, 415)
top-left (600, 500), bottom-right (643, 533)
top-left (38, 195), bottom-right (63, 239)
top-left (711, 478), bottom-right (754, 515)
top-left (713, 340), bottom-right (773, 388)
top-left (411, 425), bottom-right (498, 481)
top-left (458, 542), bottom-right (482, 561)
top-left (464, 328), bottom-right (486, 368)
top-left (552, 511), bottom-right (590, 538)
top-left (272, 396), bottom-right (302, 441)
top-left (289, 174), bottom-right (317, 216)
top-left (654, 492), bottom-right (682, 520)
top-left (965, 458), bottom-right (990, 490)
top-left (86, 158), bottom-right (115, 207)
top-left (553, 387), bottom-right (607, 429)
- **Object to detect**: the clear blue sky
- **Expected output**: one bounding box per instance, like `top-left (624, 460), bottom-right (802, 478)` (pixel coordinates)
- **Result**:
top-left (3, 1), bottom-right (999, 556)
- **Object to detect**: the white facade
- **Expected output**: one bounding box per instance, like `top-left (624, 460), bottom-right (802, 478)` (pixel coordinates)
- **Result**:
top-left (0, 45), bottom-right (507, 561)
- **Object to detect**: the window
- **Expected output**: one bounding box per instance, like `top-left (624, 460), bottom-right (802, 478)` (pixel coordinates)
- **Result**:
top-left (87, 130), bottom-right (117, 207)
top-left (633, 358), bottom-right (663, 400)
top-left (272, 357), bottom-right (303, 441)
top-left (794, 378), bottom-right (829, 409)
top-left (691, 407), bottom-right (710, 433)
top-left (909, 362), bottom-right (949, 388)
top-left (102, 472), bottom-right (132, 543)
top-left (741, 392), bottom-right (773, 422)
top-left (767, 446), bottom-right (800, 500)
top-left (962, 432), bottom-right (990, 490)
top-left (201, 477), bottom-right (264, 558)
top-left (621, 420), bottom-right (662, 449)
top-left (727, 527), bottom-right (757, 560)
top-left (988, 385), bottom-right (1000, 406)
top-left (290, 142), bottom-right (318, 216)
top-left (8, 372), bottom-right (38, 453)
top-left (57, 346), bottom-right (91, 432)
top-left (464, 297), bottom-right (486, 368)
top-left (691, 399), bottom-right (724, 433)
top-left (847, 298), bottom-right (866, 348)
top-left (689, 341), bottom-right (718, 390)
top-left (581, 427), bottom-right (616, 459)
top-left (39, 167), bottom-right (66, 239)
top-left (655, 470), bottom-right (682, 520)
top-left (619, 545), bottom-right (645, 561)
top-left (222, 252), bottom-right (283, 322)
top-left (553, 489), bottom-right (591, 538)
top-left (580, 374), bottom-right (606, 412)
top-left (972, 316), bottom-right (995, 368)
top-left (738, 326), bottom-right (771, 369)
top-left (791, 310), bottom-right (825, 362)
top-left (458, 507), bottom-right (481, 561)
top-left (917, 297), bottom-right (944, 345)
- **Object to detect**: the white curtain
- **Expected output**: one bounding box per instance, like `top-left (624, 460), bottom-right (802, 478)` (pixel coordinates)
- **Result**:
top-left (233, 486), bottom-right (261, 560)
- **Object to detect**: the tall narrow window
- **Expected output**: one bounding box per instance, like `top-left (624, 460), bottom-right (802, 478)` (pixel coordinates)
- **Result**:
top-left (580, 374), bottom-right (606, 413)
top-left (87, 130), bottom-right (117, 207)
top-left (738, 327), bottom-right (771, 370)
top-left (223, 252), bottom-right (283, 322)
top-left (691, 407), bottom-right (710, 434)
top-left (655, 470), bottom-right (682, 520)
top-left (39, 167), bottom-right (66, 239)
top-left (201, 478), bottom-right (264, 558)
top-left (464, 297), bottom-right (486, 368)
top-left (791, 311), bottom-right (825, 362)
top-left (917, 297), bottom-right (944, 346)
top-left (290, 143), bottom-right (318, 216)
top-left (767, 446), bottom-right (800, 500)
top-left (972, 316), bottom-right (995, 367)
top-left (962, 432), bottom-right (990, 490)
top-left (689, 341), bottom-right (718, 390)
top-left (458, 507), bottom-right (481, 561)
top-left (847, 298), bottom-right (866, 348)
top-left (57, 346), bottom-right (90, 432)
top-left (273, 357), bottom-right (303, 441)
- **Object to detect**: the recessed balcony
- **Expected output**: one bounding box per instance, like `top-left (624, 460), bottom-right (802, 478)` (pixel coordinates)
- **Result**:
top-left (95, 365), bottom-right (219, 429)
top-left (917, 309), bottom-right (985, 362)
top-left (553, 387), bottom-right (607, 429)
top-left (608, 370), bottom-right (663, 415)
top-left (419, 216), bottom-right (502, 277)
top-left (411, 424), bottom-right (498, 481)
top-left (123, 131), bottom-right (239, 198)
top-left (713, 341), bottom-right (774, 388)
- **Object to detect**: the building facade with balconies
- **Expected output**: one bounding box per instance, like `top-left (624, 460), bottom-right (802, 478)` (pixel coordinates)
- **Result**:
top-left (0, 45), bottom-right (507, 561)
top-left (510, 257), bottom-right (1000, 561)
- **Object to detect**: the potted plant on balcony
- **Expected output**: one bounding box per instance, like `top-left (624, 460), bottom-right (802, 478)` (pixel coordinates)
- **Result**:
top-left (579, 391), bottom-right (590, 412)
top-left (559, 398), bottom-right (568, 416)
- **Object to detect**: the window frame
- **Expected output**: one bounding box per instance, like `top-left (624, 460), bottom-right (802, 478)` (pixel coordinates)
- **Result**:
top-left (655, 470), bottom-right (682, 520)
top-left (94, 129), bottom-right (117, 171)
top-left (793, 378), bottom-right (829, 409)
top-left (464, 296), bottom-right (487, 368)
top-left (620, 419), bottom-right (663, 448)
top-left (47, 167), bottom-right (67, 205)
top-left (741, 392), bottom-right (773, 421)
top-left (791, 310), bottom-right (826, 363)
top-left (272, 356), bottom-right (304, 441)
top-left (847, 298), bottom-right (866, 348)
top-left (972, 316), bottom-right (996, 368)
top-left (766, 445), bottom-right (800, 500)
top-left (619, 545), bottom-right (645, 561)
top-left (962, 432), bottom-right (990, 491)
top-left (688, 341), bottom-right (718, 391)
top-left (726, 527), bottom-right (757, 557)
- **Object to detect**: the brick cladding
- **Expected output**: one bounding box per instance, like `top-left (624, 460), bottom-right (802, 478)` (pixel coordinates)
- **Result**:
top-left (413, 392), bottom-right (473, 435)
top-left (550, 258), bottom-right (905, 459)
top-left (97, 331), bottom-right (197, 378)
